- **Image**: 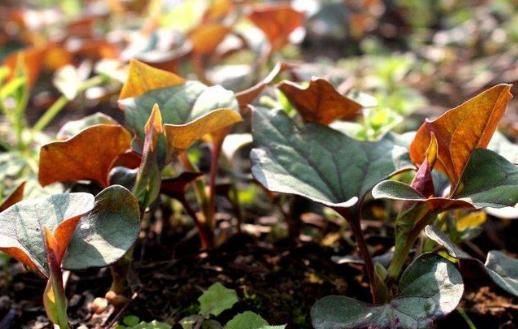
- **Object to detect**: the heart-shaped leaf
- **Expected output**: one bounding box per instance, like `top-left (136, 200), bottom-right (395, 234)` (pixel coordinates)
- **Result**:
top-left (63, 185), bottom-right (140, 270)
top-left (278, 78), bottom-right (362, 124)
top-left (410, 84), bottom-right (512, 189)
top-left (424, 225), bottom-right (518, 297)
top-left (246, 4), bottom-right (304, 51)
top-left (0, 192), bottom-right (95, 277)
top-left (118, 60), bottom-right (240, 144)
top-left (250, 108), bottom-right (405, 208)
top-left (311, 253), bottom-right (464, 329)
top-left (39, 124), bottom-right (132, 187)
top-left (373, 149), bottom-right (518, 209)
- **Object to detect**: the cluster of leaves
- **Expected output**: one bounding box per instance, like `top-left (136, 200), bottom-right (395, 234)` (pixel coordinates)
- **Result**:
top-left (0, 1), bottom-right (517, 329)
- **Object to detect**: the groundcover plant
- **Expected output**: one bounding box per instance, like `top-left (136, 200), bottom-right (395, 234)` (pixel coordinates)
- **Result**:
top-left (0, 1), bottom-right (517, 329)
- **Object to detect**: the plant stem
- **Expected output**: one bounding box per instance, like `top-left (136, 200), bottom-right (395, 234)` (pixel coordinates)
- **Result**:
top-left (335, 207), bottom-right (377, 304)
top-left (206, 139), bottom-right (222, 236)
top-left (386, 204), bottom-right (434, 281)
top-left (32, 75), bottom-right (106, 133)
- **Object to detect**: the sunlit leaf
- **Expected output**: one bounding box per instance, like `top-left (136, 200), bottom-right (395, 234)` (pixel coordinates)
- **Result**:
top-left (410, 84), bottom-right (512, 189)
top-left (164, 109), bottom-right (242, 151)
top-left (312, 254), bottom-right (463, 329)
top-left (118, 60), bottom-right (240, 145)
top-left (119, 59), bottom-right (185, 100)
top-left (278, 78), bottom-right (362, 125)
top-left (39, 124), bottom-right (132, 187)
top-left (224, 311), bottom-right (286, 329)
top-left (247, 4), bottom-right (305, 51)
top-left (189, 23), bottom-right (231, 55)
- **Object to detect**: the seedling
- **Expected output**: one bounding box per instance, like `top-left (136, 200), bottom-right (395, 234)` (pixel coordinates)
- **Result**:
top-left (250, 82), bottom-right (517, 328)
top-left (0, 185), bottom-right (140, 328)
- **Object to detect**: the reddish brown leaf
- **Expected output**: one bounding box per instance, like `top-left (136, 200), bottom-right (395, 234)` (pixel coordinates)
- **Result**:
top-left (410, 134), bottom-right (438, 198)
top-left (0, 182), bottom-right (25, 212)
top-left (410, 84), bottom-right (513, 190)
top-left (161, 172), bottom-right (204, 199)
top-left (247, 3), bottom-right (304, 51)
top-left (236, 62), bottom-right (292, 107)
top-left (278, 78), bottom-right (362, 124)
top-left (38, 125), bottom-right (132, 187)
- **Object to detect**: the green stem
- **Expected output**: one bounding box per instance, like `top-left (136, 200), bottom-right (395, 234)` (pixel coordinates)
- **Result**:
top-left (50, 272), bottom-right (70, 329)
top-left (387, 204), bottom-right (435, 281)
top-left (32, 75), bottom-right (106, 133)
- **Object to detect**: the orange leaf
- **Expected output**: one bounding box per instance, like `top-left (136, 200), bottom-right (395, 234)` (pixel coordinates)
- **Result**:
top-left (247, 4), bottom-right (304, 51)
top-left (236, 62), bottom-right (292, 107)
top-left (189, 23), bottom-right (231, 55)
top-left (164, 109), bottom-right (242, 151)
top-left (119, 59), bottom-right (185, 99)
top-left (410, 84), bottom-right (513, 189)
top-left (278, 78), bottom-right (362, 124)
top-left (4, 47), bottom-right (46, 88)
top-left (0, 182), bottom-right (25, 212)
top-left (38, 125), bottom-right (132, 187)
top-left (202, 0), bottom-right (233, 22)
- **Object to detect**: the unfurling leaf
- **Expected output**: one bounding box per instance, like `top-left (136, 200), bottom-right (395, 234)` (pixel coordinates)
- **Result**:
top-left (251, 108), bottom-right (404, 209)
top-left (410, 84), bottom-right (512, 190)
top-left (311, 254), bottom-right (464, 329)
top-left (372, 149), bottom-right (518, 210)
top-left (0, 193), bottom-right (95, 277)
top-left (39, 124), bottom-right (132, 187)
top-left (160, 172), bottom-right (203, 199)
top-left (247, 4), bottom-right (304, 51)
top-left (278, 78), bottom-right (362, 125)
top-left (63, 185), bottom-right (140, 270)
top-left (410, 133), bottom-right (437, 198)
top-left (133, 104), bottom-right (165, 209)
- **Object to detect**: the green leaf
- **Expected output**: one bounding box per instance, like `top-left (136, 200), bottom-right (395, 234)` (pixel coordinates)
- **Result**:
top-left (224, 311), bottom-right (285, 329)
top-left (455, 149), bottom-right (518, 208)
top-left (63, 185), bottom-right (140, 270)
top-left (311, 253), bottom-right (464, 329)
top-left (372, 149), bottom-right (518, 209)
top-left (198, 283), bottom-right (238, 317)
top-left (119, 82), bottom-right (239, 143)
top-left (485, 251), bottom-right (518, 297)
top-left (0, 193), bottom-right (95, 276)
top-left (424, 225), bottom-right (518, 297)
top-left (250, 108), bottom-right (405, 209)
